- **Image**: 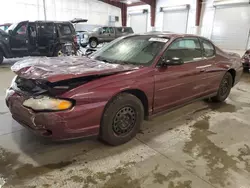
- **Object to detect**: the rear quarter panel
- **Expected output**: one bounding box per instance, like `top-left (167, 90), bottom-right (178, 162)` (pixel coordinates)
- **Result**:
top-left (215, 47), bottom-right (243, 86)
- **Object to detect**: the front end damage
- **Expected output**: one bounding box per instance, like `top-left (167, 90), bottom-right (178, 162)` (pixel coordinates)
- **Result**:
top-left (6, 56), bottom-right (138, 140)
top-left (6, 74), bottom-right (108, 140)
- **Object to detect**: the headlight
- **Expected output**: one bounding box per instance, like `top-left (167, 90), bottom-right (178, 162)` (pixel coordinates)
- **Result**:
top-left (84, 34), bottom-right (88, 38)
top-left (10, 76), bottom-right (17, 87)
top-left (23, 96), bottom-right (73, 111)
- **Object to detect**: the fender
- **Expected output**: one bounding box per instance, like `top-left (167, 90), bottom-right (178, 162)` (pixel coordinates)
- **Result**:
top-left (0, 41), bottom-right (12, 58)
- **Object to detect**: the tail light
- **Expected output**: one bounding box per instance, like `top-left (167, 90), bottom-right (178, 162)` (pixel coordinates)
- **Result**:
top-left (73, 35), bottom-right (77, 43)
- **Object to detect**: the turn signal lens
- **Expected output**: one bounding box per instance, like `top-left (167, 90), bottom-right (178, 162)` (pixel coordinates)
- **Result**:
top-left (57, 100), bottom-right (72, 110)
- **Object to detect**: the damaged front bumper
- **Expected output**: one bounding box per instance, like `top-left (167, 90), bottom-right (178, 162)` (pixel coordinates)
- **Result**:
top-left (6, 89), bottom-right (102, 140)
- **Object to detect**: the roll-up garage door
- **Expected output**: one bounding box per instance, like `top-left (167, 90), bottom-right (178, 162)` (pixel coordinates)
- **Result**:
top-left (130, 13), bottom-right (147, 34)
top-left (162, 9), bottom-right (189, 33)
top-left (211, 5), bottom-right (250, 50)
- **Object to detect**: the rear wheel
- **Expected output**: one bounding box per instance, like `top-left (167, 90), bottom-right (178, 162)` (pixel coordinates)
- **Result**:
top-left (0, 51), bottom-right (3, 64)
top-left (53, 46), bottom-right (62, 57)
top-left (100, 93), bottom-right (144, 146)
top-left (212, 72), bottom-right (233, 102)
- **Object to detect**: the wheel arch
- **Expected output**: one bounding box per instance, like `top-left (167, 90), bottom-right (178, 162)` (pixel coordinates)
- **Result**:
top-left (122, 89), bottom-right (149, 118)
top-left (0, 45), bottom-right (8, 57)
top-left (89, 37), bottom-right (98, 43)
top-left (228, 69), bottom-right (236, 86)
top-left (103, 89), bottom-right (149, 120)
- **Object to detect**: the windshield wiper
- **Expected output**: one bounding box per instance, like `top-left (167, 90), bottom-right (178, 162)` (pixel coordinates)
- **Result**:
top-left (96, 57), bottom-right (115, 64)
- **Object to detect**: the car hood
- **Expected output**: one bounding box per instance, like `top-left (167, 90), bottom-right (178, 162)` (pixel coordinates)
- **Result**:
top-left (11, 56), bottom-right (139, 83)
top-left (85, 31), bottom-right (97, 35)
top-left (226, 51), bottom-right (241, 58)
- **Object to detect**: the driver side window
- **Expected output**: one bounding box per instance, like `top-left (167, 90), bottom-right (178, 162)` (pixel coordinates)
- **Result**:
top-left (102, 27), bottom-right (109, 34)
top-left (164, 38), bottom-right (202, 63)
top-left (14, 23), bottom-right (27, 35)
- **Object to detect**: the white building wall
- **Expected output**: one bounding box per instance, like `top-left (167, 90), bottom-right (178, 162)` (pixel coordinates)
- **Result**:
top-left (127, 5), bottom-right (151, 32)
top-left (156, 0), bottom-right (197, 34)
top-left (0, 0), bottom-right (121, 26)
top-left (45, 0), bottom-right (121, 26)
top-left (0, 0), bottom-right (44, 23)
top-left (199, 0), bottom-right (215, 39)
top-left (126, 0), bottom-right (198, 33)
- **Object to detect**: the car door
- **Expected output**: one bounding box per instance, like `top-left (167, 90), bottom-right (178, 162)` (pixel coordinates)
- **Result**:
top-left (153, 37), bottom-right (209, 113)
top-left (109, 27), bottom-right (116, 40)
top-left (199, 38), bottom-right (223, 95)
top-left (99, 27), bottom-right (113, 42)
top-left (9, 21), bottom-right (29, 55)
top-left (37, 22), bottom-right (56, 53)
top-left (27, 22), bottom-right (37, 53)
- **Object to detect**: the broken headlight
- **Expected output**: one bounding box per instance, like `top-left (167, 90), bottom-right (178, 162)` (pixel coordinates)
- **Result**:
top-left (23, 96), bottom-right (73, 111)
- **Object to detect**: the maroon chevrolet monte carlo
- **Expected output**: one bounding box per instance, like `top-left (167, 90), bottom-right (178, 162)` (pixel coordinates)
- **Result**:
top-left (6, 33), bottom-right (243, 145)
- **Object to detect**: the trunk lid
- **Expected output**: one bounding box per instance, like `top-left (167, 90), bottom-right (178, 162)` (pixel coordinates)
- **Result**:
top-left (11, 56), bottom-right (138, 83)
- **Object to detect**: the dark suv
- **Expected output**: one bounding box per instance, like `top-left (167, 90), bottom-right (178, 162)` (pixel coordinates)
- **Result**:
top-left (0, 21), bottom-right (78, 64)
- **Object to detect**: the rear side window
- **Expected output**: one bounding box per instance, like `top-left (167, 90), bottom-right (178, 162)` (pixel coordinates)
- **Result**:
top-left (58, 24), bottom-right (72, 35)
top-left (109, 27), bottom-right (114, 33)
top-left (38, 23), bottom-right (55, 36)
top-left (201, 39), bottom-right (215, 57)
top-left (117, 27), bottom-right (133, 33)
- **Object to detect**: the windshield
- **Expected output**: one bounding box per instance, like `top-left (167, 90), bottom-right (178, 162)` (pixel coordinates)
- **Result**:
top-left (91, 36), bottom-right (168, 66)
top-left (6, 23), bottom-right (18, 32)
top-left (0, 25), bottom-right (9, 31)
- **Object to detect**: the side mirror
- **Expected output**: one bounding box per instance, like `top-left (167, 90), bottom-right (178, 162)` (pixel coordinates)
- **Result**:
top-left (161, 57), bottom-right (184, 66)
top-left (8, 30), bottom-right (13, 35)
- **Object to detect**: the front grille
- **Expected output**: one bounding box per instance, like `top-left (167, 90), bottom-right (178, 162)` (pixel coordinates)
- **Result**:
top-left (15, 77), bottom-right (48, 95)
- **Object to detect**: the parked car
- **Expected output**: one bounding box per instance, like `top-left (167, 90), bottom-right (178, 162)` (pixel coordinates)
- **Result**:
top-left (6, 33), bottom-right (242, 145)
top-left (0, 23), bottom-right (12, 31)
top-left (76, 24), bottom-right (103, 47)
top-left (242, 49), bottom-right (250, 70)
top-left (0, 21), bottom-right (79, 64)
top-left (81, 26), bottom-right (134, 48)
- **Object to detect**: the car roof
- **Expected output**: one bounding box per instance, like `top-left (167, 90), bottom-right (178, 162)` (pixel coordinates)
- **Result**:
top-left (131, 31), bottom-right (211, 41)
top-left (30, 21), bottom-right (72, 24)
top-left (99, 26), bottom-right (132, 28)
top-left (142, 31), bottom-right (197, 38)
top-left (0, 23), bottom-right (12, 27)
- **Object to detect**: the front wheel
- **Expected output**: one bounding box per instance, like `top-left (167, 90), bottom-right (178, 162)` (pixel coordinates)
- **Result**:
top-left (100, 93), bottom-right (144, 146)
top-left (212, 72), bottom-right (233, 102)
top-left (89, 38), bottom-right (98, 48)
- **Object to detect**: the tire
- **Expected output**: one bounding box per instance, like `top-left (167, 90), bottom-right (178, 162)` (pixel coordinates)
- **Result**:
top-left (0, 51), bottom-right (3, 64)
top-left (212, 72), bottom-right (233, 102)
top-left (53, 46), bottom-right (62, 57)
top-left (100, 93), bottom-right (144, 146)
top-left (80, 44), bottom-right (87, 48)
top-left (89, 38), bottom-right (98, 48)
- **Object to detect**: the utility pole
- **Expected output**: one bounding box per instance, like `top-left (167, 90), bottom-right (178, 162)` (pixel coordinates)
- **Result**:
top-left (43, 0), bottom-right (47, 20)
